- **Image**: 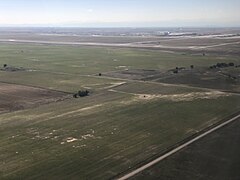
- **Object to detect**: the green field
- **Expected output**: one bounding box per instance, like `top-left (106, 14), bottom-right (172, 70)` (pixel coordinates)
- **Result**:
top-left (132, 118), bottom-right (240, 180)
top-left (1, 44), bottom-right (239, 75)
top-left (0, 43), bottom-right (239, 179)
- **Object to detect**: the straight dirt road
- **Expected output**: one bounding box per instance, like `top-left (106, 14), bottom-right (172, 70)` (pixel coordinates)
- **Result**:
top-left (117, 113), bottom-right (240, 180)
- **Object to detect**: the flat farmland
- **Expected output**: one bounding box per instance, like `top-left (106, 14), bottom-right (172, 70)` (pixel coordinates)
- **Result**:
top-left (110, 81), bottom-right (205, 95)
top-left (0, 36), bottom-right (239, 179)
top-left (0, 44), bottom-right (239, 75)
top-left (0, 71), bottom-right (122, 93)
top-left (131, 117), bottom-right (240, 180)
top-left (1, 90), bottom-right (240, 179)
top-left (156, 67), bottom-right (240, 92)
top-left (0, 82), bottom-right (68, 114)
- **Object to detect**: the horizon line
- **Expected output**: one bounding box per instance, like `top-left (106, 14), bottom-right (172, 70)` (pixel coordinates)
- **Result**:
top-left (0, 26), bottom-right (240, 28)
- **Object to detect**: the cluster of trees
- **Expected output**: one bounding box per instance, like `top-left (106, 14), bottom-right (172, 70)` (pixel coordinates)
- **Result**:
top-left (73, 90), bottom-right (90, 98)
top-left (173, 66), bottom-right (194, 74)
top-left (210, 62), bottom-right (235, 69)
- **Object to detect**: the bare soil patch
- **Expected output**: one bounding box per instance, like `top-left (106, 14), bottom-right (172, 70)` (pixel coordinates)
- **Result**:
top-left (0, 82), bottom-right (69, 114)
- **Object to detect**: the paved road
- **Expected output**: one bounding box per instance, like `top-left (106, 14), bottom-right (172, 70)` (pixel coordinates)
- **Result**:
top-left (117, 113), bottom-right (240, 180)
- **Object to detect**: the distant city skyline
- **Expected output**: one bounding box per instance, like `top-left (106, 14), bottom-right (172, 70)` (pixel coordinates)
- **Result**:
top-left (0, 0), bottom-right (240, 27)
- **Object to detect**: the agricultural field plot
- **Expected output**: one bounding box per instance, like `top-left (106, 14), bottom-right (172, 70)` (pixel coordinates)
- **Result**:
top-left (0, 70), bottom-right (123, 93)
top-left (1, 88), bottom-right (240, 179)
top-left (104, 66), bottom-right (240, 93)
top-left (0, 82), bottom-right (68, 114)
top-left (156, 67), bottom-right (240, 92)
top-left (110, 81), bottom-right (205, 96)
top-left (2, 43), bottom-right (237, 75)
top-left (0, 43), bottom-right (239, 76)
top-left (131, 117), bottom-right (240, 180)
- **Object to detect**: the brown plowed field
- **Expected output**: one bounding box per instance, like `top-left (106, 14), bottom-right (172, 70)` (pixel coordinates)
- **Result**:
top-left (0, 82), bottom-right (68, 113)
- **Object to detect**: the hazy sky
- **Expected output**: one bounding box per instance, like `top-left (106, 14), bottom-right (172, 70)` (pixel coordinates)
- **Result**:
top-left (0, 0), bottom-right (240, 27)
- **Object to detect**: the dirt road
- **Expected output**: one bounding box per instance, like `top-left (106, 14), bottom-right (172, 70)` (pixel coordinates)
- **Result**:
top-left (117, 113), bottom-right (240, 180)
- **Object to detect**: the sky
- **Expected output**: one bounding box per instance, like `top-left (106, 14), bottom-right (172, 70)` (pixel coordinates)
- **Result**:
top-left (0, 0), bottom-right (240, 27)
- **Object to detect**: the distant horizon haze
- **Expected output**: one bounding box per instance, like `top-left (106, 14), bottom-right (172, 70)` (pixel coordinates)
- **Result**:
top-left (0, 0), bottom-right (240, 27)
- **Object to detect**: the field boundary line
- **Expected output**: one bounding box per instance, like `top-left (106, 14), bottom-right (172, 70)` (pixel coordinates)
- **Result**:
top-left (0, 80), bottom-right (72, 94)
top-left (116, 112), bottom-right (240, 180)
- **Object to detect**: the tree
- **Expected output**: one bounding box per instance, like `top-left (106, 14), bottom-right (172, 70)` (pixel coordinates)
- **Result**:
top-left (229, 63), bottom-right (234, 67)
top-left (190, 65), bottom-right (194, 69)
top-left (3, 64), bottom-right (7, 68)
top-left (78, 90), bottom-right (90, 97)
